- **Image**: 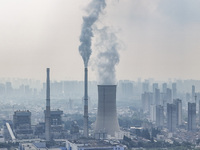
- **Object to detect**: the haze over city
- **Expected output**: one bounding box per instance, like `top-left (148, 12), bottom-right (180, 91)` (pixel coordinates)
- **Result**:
top-left (1, 1), bottom-right (200, 150)
top-left (0, 0), bottom-right (200, 81)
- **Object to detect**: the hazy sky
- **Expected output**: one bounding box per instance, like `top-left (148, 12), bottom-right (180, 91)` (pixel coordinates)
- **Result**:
top-left (0, 0), bottom-right (200, 81)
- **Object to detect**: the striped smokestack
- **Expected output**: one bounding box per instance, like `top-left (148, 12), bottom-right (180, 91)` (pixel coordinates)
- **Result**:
top-left (45, 68), bottom-right (51, 141)
top-left (84, 67), bottom-right (88, 137)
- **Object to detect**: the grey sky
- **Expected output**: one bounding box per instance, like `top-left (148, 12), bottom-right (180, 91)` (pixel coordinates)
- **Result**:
top-left (0, 0), bottom-right (200, 81)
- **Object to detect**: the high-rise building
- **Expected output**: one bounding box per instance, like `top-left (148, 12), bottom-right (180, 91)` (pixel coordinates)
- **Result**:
top-left (141, 92), bottom-right (153, 113)
top-left (150, 105), bottom-right (156, 122)
top-left (166, 88), bottom-right (172, 104)
top-left (152, 83), bottom-right (158, 93)
top-left (162, 83), bottom-right (167, 93)
top-left (119, 81), bottom-right (133, 99)
top-left (192, 85), bottom-right (195, 102)
top-left (156, 105), bottom-right (164, 127)
top-left (155, 88), bottom-right (161, 106)
top-left (172, 83), bottom-right (177, 99)
top-left (142, 82), bottom-right (149, 93)
top-left (167, 103), bottom-right (177, 132)
top-left (173, 99), bottom-right (182, 126)
top-left (188, 102), bottom-right (196, 131)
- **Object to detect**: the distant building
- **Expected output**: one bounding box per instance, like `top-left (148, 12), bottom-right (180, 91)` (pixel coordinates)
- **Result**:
top-left (162, 83), bottom-right (167, 93)
top-left (150, 105), bottom-right (156, 122)
top-left (188, 102), bottom-right (196, 131)
top-left (141, 92), bottom-right (153, 113)
top-left (156, 105), bottom-right (164, 128)
top-left (152, 83), bottom-right (158, 93)
top-left (167, 103), bottom-right (176, 132)
top-left (155, 88), bottom-right (161, 106)
top-left (173, 99), bottom-right (182, 126)
top-left (142, 82), bottom-right (149, 93)
top-left (172, 83), bottom-right (177, 99)
top-left (192, 85), bottom-right (195, 102)
top-left (166, 88), bottom-right (172, 104)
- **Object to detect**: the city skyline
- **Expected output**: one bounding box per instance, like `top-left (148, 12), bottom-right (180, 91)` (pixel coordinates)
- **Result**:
top-left (0, 0), bottom-right (200, 81)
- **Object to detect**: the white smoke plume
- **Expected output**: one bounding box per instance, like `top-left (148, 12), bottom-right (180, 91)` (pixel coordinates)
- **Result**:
top-left (79, 0), bottom-right (106, 68)
top-left (94, 26), bottom-right (121, 85)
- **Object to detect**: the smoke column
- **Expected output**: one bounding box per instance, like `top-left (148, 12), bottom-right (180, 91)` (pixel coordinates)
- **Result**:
top-left (79, 0), bottom-right (106, 67)
top-left (94, 27), bottom-right (120, 85)
top-left (79, 0), bottom-right (106, 138)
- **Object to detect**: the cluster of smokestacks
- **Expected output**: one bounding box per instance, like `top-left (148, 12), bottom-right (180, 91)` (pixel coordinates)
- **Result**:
top-left (44, 0), bottom-right (120, 140)
top-left (45, 68), bottom-right (51, 141)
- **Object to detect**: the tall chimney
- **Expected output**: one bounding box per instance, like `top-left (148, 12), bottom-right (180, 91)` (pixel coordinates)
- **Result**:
top-left (95, 85), bottom-right (120, 136)
top-left (83, 67), bottom-right (88, 137)
top-left (45, 68), bottom-right (51, 141)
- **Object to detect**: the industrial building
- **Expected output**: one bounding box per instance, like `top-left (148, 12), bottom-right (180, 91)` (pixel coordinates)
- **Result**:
top-left (13, 110), bottom-right (33, 135)
top-left (66, 139), bottom-right (125, 150)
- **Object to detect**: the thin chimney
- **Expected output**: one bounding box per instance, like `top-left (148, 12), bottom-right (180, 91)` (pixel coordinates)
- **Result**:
top-left (83, 67), bottom-right (89, 137)
top-left (45, 68), bottom-right (51, 141)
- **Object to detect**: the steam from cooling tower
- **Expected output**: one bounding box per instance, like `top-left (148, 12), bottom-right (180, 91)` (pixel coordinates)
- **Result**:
top-left (93, 27), bottom-right (120, 85)
top-left (79, 0), bottom-right (106, 67)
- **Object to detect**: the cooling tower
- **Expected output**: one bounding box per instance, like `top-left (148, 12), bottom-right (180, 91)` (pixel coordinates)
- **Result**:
top-left (45, 68), bottom-right (51, 141)
top-left (95, 85), bottom-right (120, 136)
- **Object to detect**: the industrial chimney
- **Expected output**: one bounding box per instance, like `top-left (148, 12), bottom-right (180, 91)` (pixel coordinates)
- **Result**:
top-left (94, 85), bottom-right (120, 137)
top-left (83, 67), bottom-right (89, 137)
top-left (45, 68), bottom-right (51, 141)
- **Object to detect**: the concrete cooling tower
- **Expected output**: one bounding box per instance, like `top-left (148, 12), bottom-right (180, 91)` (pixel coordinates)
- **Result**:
top-left (95, 85), bottom-right (120, 137)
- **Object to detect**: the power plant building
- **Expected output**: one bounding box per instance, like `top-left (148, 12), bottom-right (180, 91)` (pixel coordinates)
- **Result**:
top-left (13, 110), bottom-right (32, 135)
top-left (95, 85), bottom-right (120, 137)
